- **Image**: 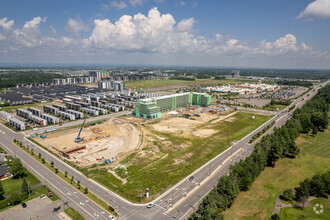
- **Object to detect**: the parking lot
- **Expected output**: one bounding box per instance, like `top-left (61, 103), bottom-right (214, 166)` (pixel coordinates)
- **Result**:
top-left (0, 197), bottom-right (65, 220)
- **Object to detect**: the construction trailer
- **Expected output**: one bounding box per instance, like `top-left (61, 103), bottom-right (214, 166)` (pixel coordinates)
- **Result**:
top-left (81, 107), bottom-right (99, 116)
top-left (29, 115), bottom-right (48, 126)
top-left (27, 107), bottom-right (43, 117)
top-left (66, 102), bottom-right (81, 111)
top-left (43, 105), bottom-right (58, 115)
top-left (16, 108), bottom-right (32, 119)
top-left (0, 111), bottom-right (13, 122)
top-left (89, 106), bottom-right (107, 115)
top-left (66, 109), bottom-right (84, 119)
top-left (133, 92), bottom-right (212, 119)
top-left (57, 111), bottom-right (76, 120)
top-left (52, 104), bottom-right (67, 112)
top-left (9, 118), bottom-right (26, 130)
top-left (41, 113), bottom-right (60, 124)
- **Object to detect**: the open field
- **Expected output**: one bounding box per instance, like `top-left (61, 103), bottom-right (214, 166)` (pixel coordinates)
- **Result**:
top-left (83, 111), bottom-right (271, 202)
top-left (224, 126), bottom-right (330, 220)
top-left (124, 79), bottom-right (256, 90)
top-left (279, 198), bottom-right (330, 220)
top-left (33, 118), bottom-right (141, 167)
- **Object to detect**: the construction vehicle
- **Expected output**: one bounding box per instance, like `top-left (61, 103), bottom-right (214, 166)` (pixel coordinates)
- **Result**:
top-left (75, 119), bottom-right (86, 143)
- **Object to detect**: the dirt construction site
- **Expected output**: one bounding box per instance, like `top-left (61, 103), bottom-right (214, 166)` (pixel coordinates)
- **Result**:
top-left (33, 105), bottom-right (250, 168)
top-left (34, 118), bottom-right (141, 167)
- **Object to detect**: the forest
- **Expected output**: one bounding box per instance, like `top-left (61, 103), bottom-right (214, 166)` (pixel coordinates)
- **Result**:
top-left (192, 84), bottom-right (330, 220)
top-left (0, 71), bottom-right (65, 89)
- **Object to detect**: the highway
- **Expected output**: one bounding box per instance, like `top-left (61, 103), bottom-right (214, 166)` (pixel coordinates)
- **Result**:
top-left (0, 82), bottom-right (326, 219)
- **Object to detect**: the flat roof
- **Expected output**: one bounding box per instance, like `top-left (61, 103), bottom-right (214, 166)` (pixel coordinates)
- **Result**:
top-left (139, 92), bottom-right (210, 102)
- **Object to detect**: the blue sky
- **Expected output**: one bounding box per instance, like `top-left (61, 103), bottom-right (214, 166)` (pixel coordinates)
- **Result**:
top-left (0, 0), bottom-right (330, 68)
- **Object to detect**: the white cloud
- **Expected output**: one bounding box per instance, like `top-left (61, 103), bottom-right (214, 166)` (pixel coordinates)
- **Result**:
top-left (129, 0), bottom-right (144, 6)
top-left (179, 1), bottom-right (186, 6)
top-left (23, 17), bottom-right (47, 29)
top-left (298, 0), bottom-right (330, 20)
top-left (193, 1), bottom-right (198, 8)
top-left (65, 18), bottom-right (89, 34)
top-left (0, 17), bottom-right (14, 29)
top-left (0, 34), bottom-right (6, 40)
top-left (176, 18), bottom-right (195, 32)
top-left (0, 9), bottom-right (328, 68)
top-left (110, 1), bottom-right (127, 9)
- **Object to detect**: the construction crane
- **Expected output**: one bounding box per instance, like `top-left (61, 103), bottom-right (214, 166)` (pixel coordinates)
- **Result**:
top-left (75, 119), bottom-right (86, 143)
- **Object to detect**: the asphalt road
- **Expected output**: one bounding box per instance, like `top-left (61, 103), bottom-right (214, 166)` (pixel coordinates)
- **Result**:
top-left (0, 82), bottom-right (327, 220)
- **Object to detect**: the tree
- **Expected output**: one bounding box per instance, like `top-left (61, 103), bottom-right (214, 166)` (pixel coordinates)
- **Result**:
top-left (282, 189), bottom-right (294, 201)
top-left (8, 192), bottom-right (22, 205)
top-left (269, 213), bottom-right (280, 220)
top-left (77, 180), bottom-right (81, 189)
top-left (42, 158), bottom-right (45, 164)
top-left (10, 158), bottom-right (24, 178)
top-left (21, 178), bottom-right (29, 194)
top-left (31, 149), bottom-right (34, 156)
top-left (38, 153), bottom-right (41, 158)
top-left (55, 168), bottom-right (58, 173)
top-left (84, 187), bottom-right (88, 194)
top-left (0, 181), bottom-right (4, 199)
top-left (51, 161), bottom-right (54, 167)
top-left (65, 171), bottom-right (68, 177)
top-left (71, 176), bottom-right (74, 184)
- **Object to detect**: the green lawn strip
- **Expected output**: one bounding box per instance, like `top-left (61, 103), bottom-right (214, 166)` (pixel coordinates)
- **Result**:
top-left (86, 112), bottom-right (272, 203)
top-left (2, 169), bottom-right (40, 196)
top-left (0, 146), bottom-right (6, 153)
top-left (13, 141), bottom-right (118, 216)
top-left (124, 79), bottom-right (256, 90)
top-left (64, 207), bottom-right (85, 220)
top-left (248, 121), bottom-right (275, 144)
top-left (279, 198), bottom-right (330, 220)
top-left (224, 127), bottom-right (330, 220)
top-left (263, 104), bottom-right (287, 111)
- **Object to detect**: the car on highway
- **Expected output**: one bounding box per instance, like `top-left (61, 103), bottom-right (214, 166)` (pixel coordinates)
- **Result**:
top-left (108, 216), bottom-right (116, 220)
top-left (188, 176), bottom-right (195, 181)
top-left (147, 203), bottom-right (155, 208)
top-left (21, 202), bottom-right (27, 208)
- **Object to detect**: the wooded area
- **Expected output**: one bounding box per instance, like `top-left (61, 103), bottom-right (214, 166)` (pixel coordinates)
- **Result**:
top-left (192, 84), bottom-right (330, 220)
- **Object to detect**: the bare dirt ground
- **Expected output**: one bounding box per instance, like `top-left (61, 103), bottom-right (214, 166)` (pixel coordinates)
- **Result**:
top-left (35, 118), bottom-right (141, 167)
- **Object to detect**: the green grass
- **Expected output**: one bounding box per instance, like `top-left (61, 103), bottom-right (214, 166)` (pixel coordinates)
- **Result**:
top-left (279, 198), bottom-right (330, 220)
top-left (124, 79), bottom-right (256, 90)
top-left (86, 111), bottom-right (272, 202)
top-left (2, 169), bottom-right (40, 196)
top-left (65, 207), bottom-right (84, 220)
top-left (224, 126), bottom-right (330, 220)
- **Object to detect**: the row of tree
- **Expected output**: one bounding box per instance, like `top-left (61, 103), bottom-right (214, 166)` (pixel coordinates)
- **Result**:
top-left (192, 84), bottom-right (329, 219)
top-left (277, 80), bottom-right (313, 87)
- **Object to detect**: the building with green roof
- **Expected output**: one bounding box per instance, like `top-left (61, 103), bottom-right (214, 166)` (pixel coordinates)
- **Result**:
top-left (133, 92), bottom-right (212, 119)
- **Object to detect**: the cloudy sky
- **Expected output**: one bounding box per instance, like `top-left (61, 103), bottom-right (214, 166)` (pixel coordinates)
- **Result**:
top-left (0, 0), bottom-right (330, 68)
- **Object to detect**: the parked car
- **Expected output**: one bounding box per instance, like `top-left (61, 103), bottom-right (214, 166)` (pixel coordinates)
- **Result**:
top-left (188, 176), bottom-right (195, 181)
top-left (21, 203), bottom-right (27, 208)
top-left (40, 194), bottom-right (47, 199)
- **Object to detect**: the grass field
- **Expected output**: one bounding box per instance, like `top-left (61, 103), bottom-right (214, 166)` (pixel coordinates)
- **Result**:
top-left (263, 104), bottom-right (288, 111)
top-left (279, 198), bottom-right (330, 220)
top-left (0, 102), bottom-right (52, 113)
top-left (2, 169), bottom-right (40, 196)
top-left (124, 79), bottom-right (256, 90)
top-left (224, 126), bottom-right (330, 219)
top-left (85, 112), bottom-right (272, 202)
top-left (65, 207), bottom-right (85, 220)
